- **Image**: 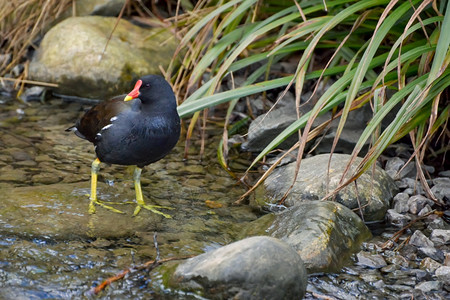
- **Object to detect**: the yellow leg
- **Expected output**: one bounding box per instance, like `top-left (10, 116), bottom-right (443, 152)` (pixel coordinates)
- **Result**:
top-left (88, 158), bottom-right (124, 214)
top-left (132, 167), bottom-right (173, 218)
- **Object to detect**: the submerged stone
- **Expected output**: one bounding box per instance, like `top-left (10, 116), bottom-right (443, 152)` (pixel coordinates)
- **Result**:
top-left (0, 182), bottom-right (162, 239)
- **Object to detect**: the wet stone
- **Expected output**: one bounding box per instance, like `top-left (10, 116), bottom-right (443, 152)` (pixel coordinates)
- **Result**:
top-left (35, 154), bottom-right (55, 162)
top-left (246, 201), bottom-right (371, 273)
top-left (0, 154), bottom-right (13, 163)
top-left (0, 166), bottom-right (28, 182)
top-left (12, 150), bottom-right (35, 161)
top-left (14, 160), bottom-right (37, 167)
top-left (172, 236), bottom-right (308, 300)
top-left (0, 134), bottom-right (31, 148)
top-left (31, 173), bottom-right (61, 184)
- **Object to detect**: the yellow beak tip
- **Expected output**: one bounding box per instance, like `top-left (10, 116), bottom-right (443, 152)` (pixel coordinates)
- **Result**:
top-left (124, 95), bottom-right (133, 101)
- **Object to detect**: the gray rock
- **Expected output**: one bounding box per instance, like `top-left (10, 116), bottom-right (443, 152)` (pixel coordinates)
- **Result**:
top-left (386, 209), bottom-right (411, 227)
top-left (418, 204), bottom-right (432, 217)
top-left (29, 16), bottom-right (177, 99)
top-left (410, 230), bottom-right (434, 248)
top-left (431, 182), bottom-right (450, 201)
top-left (256, 201), bottom-right (371, 273)
top-left (242, 100), bottom-right (302, 152)
top-left (258, 153), bottom-right (397, 222)
top-left (430, 229), bottom-right (450, 246)
top-left (172, 236), bottom-right (307, 300)
top-left (435, 266), bottom-right (450, 283)
top-left (415, 280), bottom-right (443, 292)
top-left (356, 251), bottom-right (387, 269)
top-left (18, 86), bottom-right (46, 102)
top-left (427, 218), bottom-right (448, 230)
top-left (418, 247), bottom-right (444, 262)
top-left (432, 177), bottom-right (450, 186)
top-left (312, 104), bottom-right (373, 154)
top-left (385, 157), bottom-right (416, 180)
top-left (385, 157), bottom-right (405, 180)
top-left (438, 170), bottom-right (450, 177)
top-left (408, 195), bottom-right (434, 215)
top-left (393, 192), bottom-right (409, 213)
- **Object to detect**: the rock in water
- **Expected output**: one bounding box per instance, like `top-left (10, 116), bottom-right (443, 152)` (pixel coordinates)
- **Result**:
top-left (172, 236), bottom-right (307, 299)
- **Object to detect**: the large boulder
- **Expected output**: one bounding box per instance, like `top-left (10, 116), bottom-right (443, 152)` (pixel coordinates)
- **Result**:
top-left (172, 236), bottom-right (308, 299)
top-left (256, 153), bottom-right (397, 222)
top-left (242, 201), bottom-right (371, 273)
top-left (29, 16), bottom-right (177, 99)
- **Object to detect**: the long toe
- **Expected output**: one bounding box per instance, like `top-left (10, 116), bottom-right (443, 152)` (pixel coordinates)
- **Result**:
top-left (90, 199), bottom-right (125, 214)
top-left (133, 204), bottom-right (173, 218)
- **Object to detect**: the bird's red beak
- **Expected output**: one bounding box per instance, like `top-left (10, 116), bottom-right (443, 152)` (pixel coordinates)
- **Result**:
top-left (124, 79), bottom-right (142, 101)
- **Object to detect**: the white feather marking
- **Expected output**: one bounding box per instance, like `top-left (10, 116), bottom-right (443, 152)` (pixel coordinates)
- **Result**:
top-left (110, 116), bottom-right (118, 122)
top-left (101, 124), bottom-right (113, 131)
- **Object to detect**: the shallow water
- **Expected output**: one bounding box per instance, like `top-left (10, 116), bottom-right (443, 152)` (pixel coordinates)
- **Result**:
top-left (0, 96), bottom-right (259, 298)
top-left (0, 96), bottom-right (443, 299)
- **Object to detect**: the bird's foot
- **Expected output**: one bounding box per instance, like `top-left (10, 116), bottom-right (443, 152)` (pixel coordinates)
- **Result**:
top-left (89, 198), bottom-right (125, 214)
top-left (133, 204), bottom-right (173, 218)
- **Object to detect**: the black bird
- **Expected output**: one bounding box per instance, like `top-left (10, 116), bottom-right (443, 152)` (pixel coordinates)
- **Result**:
top-left (67, 75), bottom-right (180, 217)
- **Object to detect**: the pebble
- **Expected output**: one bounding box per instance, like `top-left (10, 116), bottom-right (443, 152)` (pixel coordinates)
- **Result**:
top-left (430, 229), bottom-right (450, 246)
top-left (386, 209), bottom-right (411, 227)
top-left (356, 251), bottom-right (387, 269)
top-left (427, 218), bottom-right (447, 230)
top-left (419, 257), bottom-right (442, 273)
top-left (417, 247), bottom-right (444, 262)
top-left (410, 230), bottom-right (434, 248)
top-left (415, 280), bottom-right (443, 292)
top-left (11, 150), bottom-right (34, 161)
top-left (393, 192), bottom-right (409, 213)
top-left (435, 266), bottom-right (450, 283)
top-left (408, 195), bottom-right (434, 215)
top-left (35, 154), bottom-right (55, 162)
top-left (385, 157), bottom-right (405, 179)
top-left (417, 204), bottom-right (432, 216)
top-left (0, 167), bottom-right (28, 182)
top-left (31, 173), bottom-right (61, 184)
top-left (432, 177), bottom-right (450, 185)
top-left (431, 182), bottom-right (450, 201)
top-left (438, 170), bottom-right (450, 177)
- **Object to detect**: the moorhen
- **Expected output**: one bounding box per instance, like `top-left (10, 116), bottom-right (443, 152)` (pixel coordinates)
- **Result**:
top-left (67, 75), bottom-right (180, 217)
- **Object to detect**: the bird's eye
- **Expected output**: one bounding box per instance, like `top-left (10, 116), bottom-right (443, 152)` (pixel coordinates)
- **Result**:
top-left (145, 83), bottom-right (150, 87)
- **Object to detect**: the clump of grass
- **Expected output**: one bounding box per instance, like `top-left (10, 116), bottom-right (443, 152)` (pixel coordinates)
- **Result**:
top-left (0, 0), bottom-right (73, 76)
top-left (170, 0), bottom-right (450, 203)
